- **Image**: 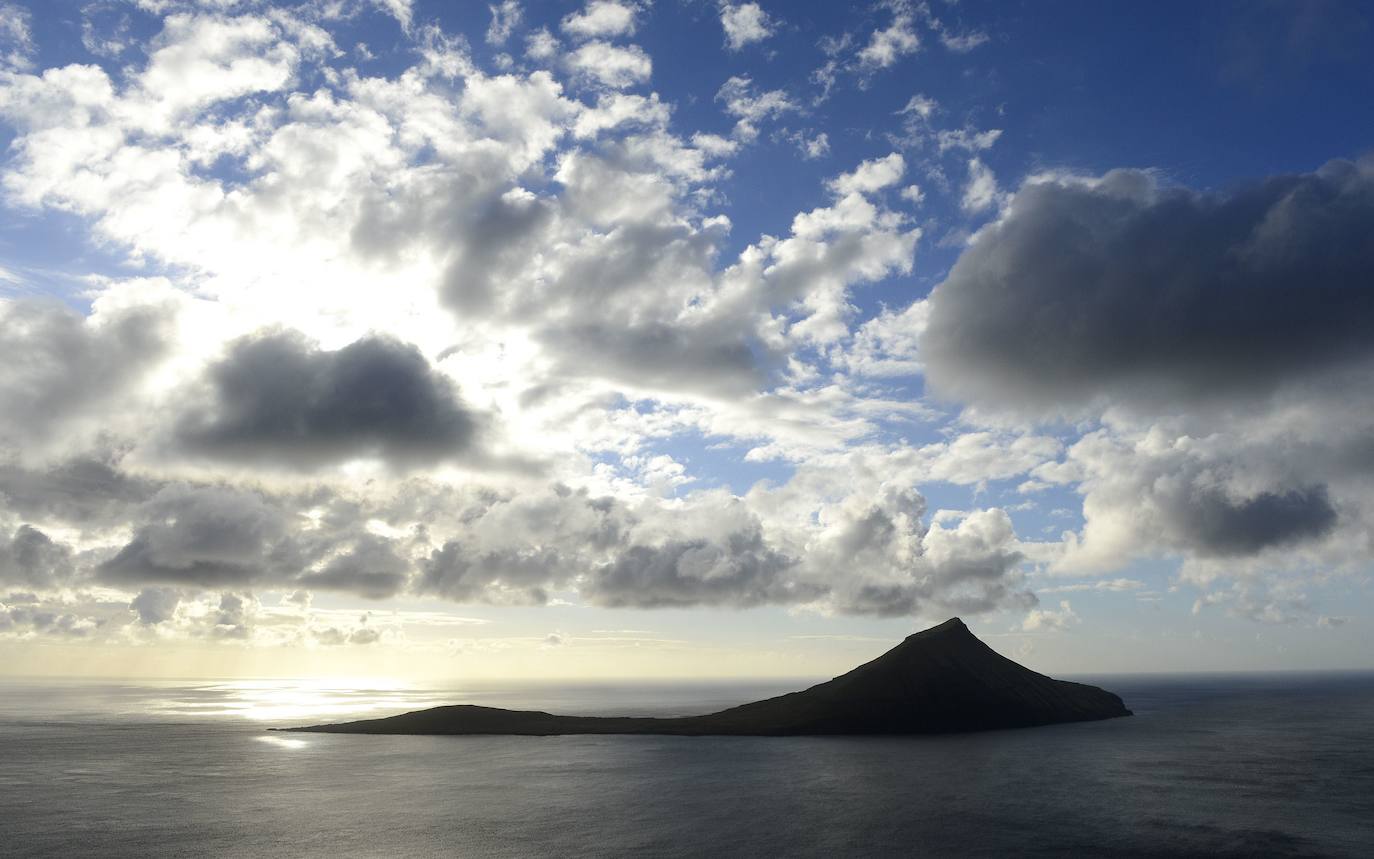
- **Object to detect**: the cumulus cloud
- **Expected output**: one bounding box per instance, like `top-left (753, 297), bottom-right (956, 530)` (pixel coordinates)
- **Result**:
top-left (420, 542), bottom-right (564, 606)
top-left (1022, 600), bottom-right (1078, 632)
top-left (0, 299), bottom-right (174, 453)
top-left (174, 332), bottom-right (479, 471)
top-left (960, 157), bottom-right (1001, 213)
top-left (857, 1), bottom-right (921, 70)
top-left (561, 0), bottom-right (638, 40)
top-left (715, 75), bottom-right (795, 141)
top-left (130, 587), bottom-right (181, 625)
top-left (829, 153), bottom-right (906, 196)
top-left (564, 40), bottom-right (651, 89)
top-left (297, 533), bottom-right (412, 599)
top-left (98, 485), bottom-right (306, 589)
top-left (719, 2), bottom-right (774, 51)
top-left (1048, 428), bottom-right (1352, 575)
top-left (0, 454), bottom-right (158, 527)
top-left (0, 602), bottom-right (99, 638)
top-left (584, 525), bottom-right (810, 609)
top-left (0, 526), bottom-right (74, 590)
top-left (922, 159), bottom-right (1374, 417)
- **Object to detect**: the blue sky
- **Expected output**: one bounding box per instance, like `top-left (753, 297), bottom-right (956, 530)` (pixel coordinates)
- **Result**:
top-left (0, 0), bottom-right (1371, 679)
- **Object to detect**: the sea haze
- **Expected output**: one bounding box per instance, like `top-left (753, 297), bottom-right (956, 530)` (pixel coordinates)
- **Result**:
top-left (2, 675), bottom-right (1372, 857)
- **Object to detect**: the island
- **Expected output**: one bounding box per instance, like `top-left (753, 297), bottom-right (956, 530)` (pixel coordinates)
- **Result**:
top-left (281, 618), bottom-right (1131, 736)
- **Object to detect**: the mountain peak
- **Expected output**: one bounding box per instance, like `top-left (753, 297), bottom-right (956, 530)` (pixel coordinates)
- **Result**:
top-left (908, 617), bottom-right (969, 638)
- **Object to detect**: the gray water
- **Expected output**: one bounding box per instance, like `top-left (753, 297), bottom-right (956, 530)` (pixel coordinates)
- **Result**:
top-left (2, 673), bottom-right (1372, 857)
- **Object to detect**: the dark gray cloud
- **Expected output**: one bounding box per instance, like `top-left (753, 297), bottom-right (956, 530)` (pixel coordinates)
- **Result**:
top-left (210, 592), bottom-right (255, 639)
top-left (0, 299), bottom-right (172, 444)
top-left (0, 453), bottom-right (158, 527)
top-left (921, 159), bottom-right (1374, 416)
top-left (0, 525), bottom-right (74, 590)
top-left (129, 587), bottom-right (181, 625)
top-left (419, 542), bottom-right (563, 605)
top-left (0, 603), bottom-right (98, 637)
top-left (540, 320), bottom-right (762, 397)
top-left (296, 534), bottom-right (412, 599)
top-left (1164, 485), bottom-right (1337, 557)
top-left (837, 579), bottom-right (1036, 620)
top-left (176, 331), bottom-right (478, 470)
top-left (98, 485), bottom-right (309, 588)
top-left (583, 527), bottom-right (814, 609)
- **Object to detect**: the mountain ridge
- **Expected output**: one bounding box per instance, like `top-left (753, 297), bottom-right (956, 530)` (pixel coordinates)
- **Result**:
top-left (282, 618), bottom-right (1131, 737)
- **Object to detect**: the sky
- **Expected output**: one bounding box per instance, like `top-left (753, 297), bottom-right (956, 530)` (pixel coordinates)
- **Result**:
top-left (0, 0), bottom-right (1372, 681)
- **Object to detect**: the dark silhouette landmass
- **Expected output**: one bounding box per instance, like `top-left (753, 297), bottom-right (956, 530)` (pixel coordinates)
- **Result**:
top-left (283, 618), bottom-right (1130, 736)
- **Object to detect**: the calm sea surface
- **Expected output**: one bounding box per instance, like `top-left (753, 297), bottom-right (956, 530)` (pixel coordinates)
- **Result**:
top-left (2, 673), bottom-right (1372, 857)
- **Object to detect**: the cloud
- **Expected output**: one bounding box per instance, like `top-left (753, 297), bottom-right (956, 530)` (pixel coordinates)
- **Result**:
top-left (939, 31), bottom-right (990, 53)
top-left (370, 0), bottom-right (415, 31)
top-left (0, 602), bottom-right (99, 638)
top-left (296, 533), bottom-right (412, 599)
top-left (564, 40), bottom-right (651, 89)
top-left (790, 131), bottom-right (830, 160)
top-left (829, 153), bottom-right (906, 196)
top-left (584, 524), bottom-right (811, 609)
top-left (420, 542), bottom-right (563, 606)
top-left (797, 486), bottom-right (1032, 618)
top-left (0, 526), bottom-right (74, 590)
top-left (922, 159), bottom-right (1374, 417)
top-left (561, 1), bottom-right (638, 40)
top-left (312, 612), bottom-right (385, 645)
top-left (960, 157), bottom-right (1001, 213)
top-left (1022, 600), bottom-right (1078, 632)
top-left (0, 298), bottom-right (174, 453)
top-left (1049, 428), bottom-right (1352, 573)
top-left (1162, 484), bottom-right (1337, 557)
top-left (0, 454), bottom-right (158, 528)
top-left (0, 1), bottom-right (33, 70)
top-left (98, 485), bottom-right (305, 589)
top-left (857, 2), bottom-right (920, 70)
top-left (174, 331), bottom-right (479, 471)
top-left (719, 2), bottom-right (774, 51)
top-left (486, 1), bottom-right (523, 46)
top-left (130, 587), bottom-right (181, 625)
top-left (715, 75), bottom-right (795, 141)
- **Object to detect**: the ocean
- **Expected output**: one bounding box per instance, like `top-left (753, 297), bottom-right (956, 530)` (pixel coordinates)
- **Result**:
top-left (1, 673), bottom-right (1372, 857)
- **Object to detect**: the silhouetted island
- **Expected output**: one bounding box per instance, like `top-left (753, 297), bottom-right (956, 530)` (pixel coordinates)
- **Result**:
top-left (283, 618), bottom-right (1130, 736)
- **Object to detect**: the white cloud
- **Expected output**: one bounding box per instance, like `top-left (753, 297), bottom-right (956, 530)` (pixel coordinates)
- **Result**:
top-left (828, 152), bottom-right (905, 196)
top-left (719, 2), bottom-right (774, 51)
top-left (938, 29), bottom-right (988, 53)
top-left (561, 0), bottom-right (638, 40)
top-left (857, 2), bottom-right (920, 70)
top-left (961, 157), bottom-right (1002, 213)
top-left (897, 93), bottom-right (937, 119)
top-left (715, 75), bottom-right (795, 141)
top-left (371, 0), bottom-right (414, 31)
top-left (0, 2), bottom-right (33, 71)
top-left (1022, 600), bottom-right (1079, 632)
top-left (565, 40), bottom-right (651, 89)
top-left (791, 131), bottom-right (830, 160)
top-left (486, 1), bottom-right (522, 46)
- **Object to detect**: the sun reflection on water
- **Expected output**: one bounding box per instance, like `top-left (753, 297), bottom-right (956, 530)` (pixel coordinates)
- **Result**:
top-left (146, 678), bottom-right (445, 724)
top-left (255, 735), bottom-right (309, 750)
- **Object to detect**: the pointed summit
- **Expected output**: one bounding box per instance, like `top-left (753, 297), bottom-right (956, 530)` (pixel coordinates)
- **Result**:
top-left (285, 619), bottom-right (1131, 737)
top-left (905, 616), bottom-right (971, 639)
